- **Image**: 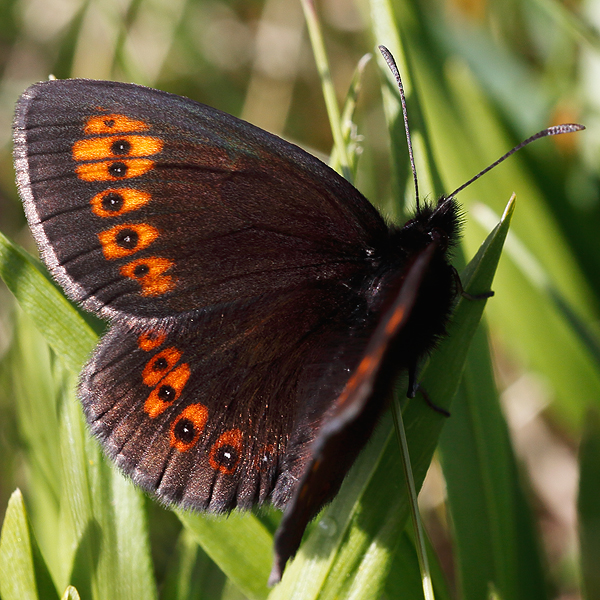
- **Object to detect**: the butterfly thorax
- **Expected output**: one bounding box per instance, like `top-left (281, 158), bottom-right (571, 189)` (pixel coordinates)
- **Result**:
top-left (361, 196), bottom-right (461, 365)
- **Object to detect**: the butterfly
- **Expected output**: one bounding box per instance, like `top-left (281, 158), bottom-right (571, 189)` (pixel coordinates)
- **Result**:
top-left (12, 45), bottom-right (583, 584)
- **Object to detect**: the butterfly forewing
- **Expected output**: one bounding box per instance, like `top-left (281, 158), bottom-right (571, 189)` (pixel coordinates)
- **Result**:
top-left (14, 79), bottom-right (387, 321)
top-left (80, 277), bottom-right (382, 511)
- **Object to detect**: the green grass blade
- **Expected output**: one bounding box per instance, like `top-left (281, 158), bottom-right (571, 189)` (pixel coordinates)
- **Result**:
top-left (61, 585), bottom-right (82, 600)
top-left (0, 236), bottom-right (158, 599)
top-left (329, 53), bottom-right (372, 177)
top-left (9, 314), bottom-right (64, 580)
top-left (111, 473), bottom-right (158, 598)
top-left (385, 526), bottom-right (452, 600)
top-left (0, 232), bottom-right (96, 372)
top-left (578, 409), bottom-right (600, 600)
top-left (439, 324), bottom-right (548, 600)
top-left (413, 57), bottom-right (600, 430)
top-left (161, 527), bottom-right (228, 600)
top-left (301, 0), bottom-right (351, 181)
top-left (391, 399), bottom-right (435, 600)
top-left (177, 510), bottom-right (273, 600)
top-left (0, 489), bottom-right (60, 600)
top-left (269, 198), bottom-right (513, 598)
top-left (58, 371), bottom-right (158, 600)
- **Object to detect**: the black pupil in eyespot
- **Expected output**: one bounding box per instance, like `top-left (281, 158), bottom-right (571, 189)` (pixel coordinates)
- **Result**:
top-left (158, 385), bottom-right (175, 402)
top-left (102, 192), bottom-right (123, 212)
top-left (111, 139), bottom-right (131, 155)
top-left (153, 357), bottom-right (168, 371)
top-left (115, 228), bottom-right (138, 249)
top-left (214, 445), bottom-right (238, 469)
top-left (174, 418), bottom-right (196, 444)
top-left (109, 162), bottom-right (127, 177)
top-left (133, 264), bottom-right (149, 278)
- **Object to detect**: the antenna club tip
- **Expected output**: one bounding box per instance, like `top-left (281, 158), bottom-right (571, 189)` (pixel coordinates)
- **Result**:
top-left (548, 123), bottom-right (585, 134)
top-left (378, 45), bottom-right (393, 62)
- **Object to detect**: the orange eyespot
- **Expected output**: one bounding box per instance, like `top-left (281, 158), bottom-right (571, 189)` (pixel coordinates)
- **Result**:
top-left (75, 158), bottom-right (156, 181)
top-left (98, 223), bottom-right (159, 259)
top-left (91, 188), bottom-right (152, 218)
top-left (120, 257), bottom-right (175, 296)
top-left (73, 135), bottom-right (163, 162)
top-left (209, 429), bottom-right (243, 474)
top-left (84, 114), bottom-right (150, 135)
top-left (170, 404), bottom-right (209, 452)
top-left (144, 363), bottom-right (190, 418)
top-left (138, 331), bottom-right (166, 351)
top-left (141, 347), bottom-right (183, 387)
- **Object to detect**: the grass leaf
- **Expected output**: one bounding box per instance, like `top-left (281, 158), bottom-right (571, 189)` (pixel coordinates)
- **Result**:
top-left (0, 489), bottom-right (59, 600)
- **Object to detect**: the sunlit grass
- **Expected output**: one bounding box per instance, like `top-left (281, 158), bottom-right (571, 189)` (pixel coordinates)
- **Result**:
top-left (0, 0), bottom-right (599, 598)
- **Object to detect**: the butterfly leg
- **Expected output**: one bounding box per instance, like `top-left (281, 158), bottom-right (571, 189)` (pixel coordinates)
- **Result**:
top-left (452, 266), bottom-right (494, 301)
top-left (407, 363), bottom-right (450, 417)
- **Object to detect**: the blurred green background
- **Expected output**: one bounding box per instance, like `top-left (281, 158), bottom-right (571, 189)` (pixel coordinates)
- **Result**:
top-left (0, 0), bottom-right (599, 598)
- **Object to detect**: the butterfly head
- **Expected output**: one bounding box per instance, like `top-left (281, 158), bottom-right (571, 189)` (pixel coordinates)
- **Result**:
top-left (392, 195), bottom-right (462, 258)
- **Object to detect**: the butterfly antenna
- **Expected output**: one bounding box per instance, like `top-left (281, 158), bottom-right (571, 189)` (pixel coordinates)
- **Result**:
top-left (448, 123), bottom-right (585, 198)
top-left (379, 45), bottom-right (421, 213)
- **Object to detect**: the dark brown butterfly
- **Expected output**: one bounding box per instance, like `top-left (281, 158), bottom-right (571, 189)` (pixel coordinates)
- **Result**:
top-left (12, 44), bottom-right (582, 584)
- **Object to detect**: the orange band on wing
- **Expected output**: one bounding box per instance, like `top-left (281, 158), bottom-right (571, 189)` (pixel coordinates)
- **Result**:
top-left (141, 347), bottom-right (183, 387)
top-left (120, 257), bottom-right (175, 296)
top-left (209, 429), bottom-right (243, 474)
top-left (98, 223), bottom-right (159, 259)
top-left (138, 331), bottom-right (166, 351)
top-left (73, 135), bottom-right (163, 162)
top-left (84, 114), bottom-right (150, 135)
top-left (91, 188), bottom-right (152, 217)
top-left (384, 304), bottom-right (407, 335)
top-left (170, 404), bottom-right (209, 452)
top-left (144, 363), bottom-right (190, 418)
top-left (76, 158), bottom-right (156, 181)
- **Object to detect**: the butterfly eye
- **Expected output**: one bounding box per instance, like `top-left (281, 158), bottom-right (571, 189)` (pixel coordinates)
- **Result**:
top-left (142, 347), bottom-right (182, 387)
top-left (213, 446), bottom-right (238, 470)
top-left (144, 362), bottom-right (191, 418)
top-left (173, 418), bottom-right (195, 442)
top-left (431, 227), bottom-right (449, 250)
top-left (116, 228), bottom-right (138, 248)
top-left (120, 257), bottom-right (176, 296)
top-left (157, 385), bottom-right (175, 402)
top-left (98, 223), bottom-right (159, 259)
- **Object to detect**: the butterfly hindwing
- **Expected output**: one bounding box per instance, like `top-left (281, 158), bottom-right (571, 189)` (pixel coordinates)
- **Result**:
top-left (80, 277), bottom-right (382, 511)
top-left (14, 79), bottom-right (388, 321)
